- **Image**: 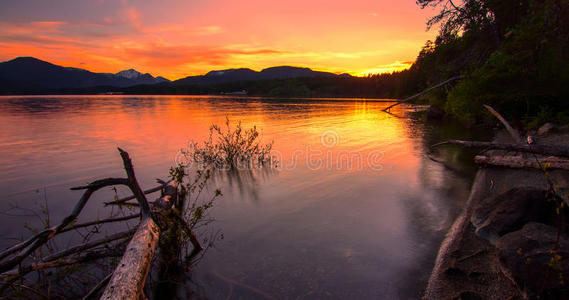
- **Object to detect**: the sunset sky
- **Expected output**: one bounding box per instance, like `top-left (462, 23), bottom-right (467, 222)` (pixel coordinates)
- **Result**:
top-left (0, 0), bottom-right (438, 80)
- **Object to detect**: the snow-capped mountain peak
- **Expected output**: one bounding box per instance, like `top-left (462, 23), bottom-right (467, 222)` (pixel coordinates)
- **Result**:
top-left (116, 69), bottom-right (143, 79)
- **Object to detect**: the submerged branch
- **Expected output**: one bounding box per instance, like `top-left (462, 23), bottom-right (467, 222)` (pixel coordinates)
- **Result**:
top-left (431, 140), bottom-right (569, 157)
top-left (0, 148), bottom-right (150, 274)
top-left (1, 247), bottom-right (125, 279)
top-left (42, 229), bottom-right (136, 262)
top-left (82, 272), bottom-right (113, 300)
top-left (475, 155), bottom-right (569, 170)
top-left (58, 214), bottom-right (140, 234)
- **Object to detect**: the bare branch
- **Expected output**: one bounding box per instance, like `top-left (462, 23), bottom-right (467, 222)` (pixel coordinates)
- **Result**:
top-left (82, 272), bottom-right (113, 300)
top-left (0, 150), bottom-right (148, 273)
top-left (170, 214), bottom-right (203, 251)
top-left (70, 178), bottom-right (129, 191)
top-left (383, 76), bottom-right (462, 111)
top-left (475, 155), bottom-right (569, 170)
top-left (118, 148), bottom-right (151, 217)
top-left (42, 229), bottom-right (136, 262)
top-left (431, 139), bottom-right (569, 157)
top-left (1, 282), bottom-right (49, 299)
top-left (483, 104), bottom-right (522, 143)
top-left (103, 181), bottom-right (170, 206)
top-left (58, 214), bottom-right (140, 234)
top-left (1, 247), bottom-right (125, 280)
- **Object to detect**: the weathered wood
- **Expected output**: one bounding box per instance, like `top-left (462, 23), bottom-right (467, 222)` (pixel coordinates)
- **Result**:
top-left (43, 229), bottom-right (135, 262)
top-left (483, 104), bottom-right (522, 143)
top-left (101, 179), bottom-right (185, 299)
top-left (0, 149), bottom-right (150, 273)
top-left (152, 181), bottom-right (178, 210)
top-left (103, 181), bottom-right (170, 206)
top-left (100, 218), bottom-right (160, 300)
top-left (383, 76), bottom-right (462, 111)
top-left (475, 155), bottom-right (569, 170)
top-left (1, 247), bottom-right (124, 279)
top-left (0, 149), bottom-right (203, 299)
top-left (431, 139), bottom-right (569, 157)
top-left (118, 148), bottom-right (151, 216)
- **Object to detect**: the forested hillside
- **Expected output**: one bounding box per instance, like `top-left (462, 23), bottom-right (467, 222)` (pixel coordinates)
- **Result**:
top-left (409, 0), bottom-right (569, 126)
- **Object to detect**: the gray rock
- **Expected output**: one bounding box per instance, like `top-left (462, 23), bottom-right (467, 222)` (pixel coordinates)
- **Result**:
top-left (538, 122), bottom-right (556, 136)
top-left (496, 222), bottom-right (569, 298)
top-left (471, 187), bottom-right (559, 244)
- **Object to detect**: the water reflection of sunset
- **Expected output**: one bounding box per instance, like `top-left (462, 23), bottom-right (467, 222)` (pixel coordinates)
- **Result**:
top-left (0, 96), bottom-right (476, 299)
top-left (0, 95), bottom-right (417, 198)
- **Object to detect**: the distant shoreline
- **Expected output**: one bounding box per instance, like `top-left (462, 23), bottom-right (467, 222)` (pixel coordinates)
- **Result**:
top-left (0, 94), bottom-right (401, 102)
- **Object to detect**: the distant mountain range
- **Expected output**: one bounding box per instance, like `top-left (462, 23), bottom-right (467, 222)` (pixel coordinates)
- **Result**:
top-left (173, 66), bottom-right (348, 85)
top-left (0, 57), bottom-right (169, 92)
top-left (0, 57), bottom-right (350, 93)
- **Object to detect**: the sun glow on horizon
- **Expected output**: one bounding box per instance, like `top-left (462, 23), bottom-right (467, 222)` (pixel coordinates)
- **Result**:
top-left (0, 1), bottom-right (437, 80)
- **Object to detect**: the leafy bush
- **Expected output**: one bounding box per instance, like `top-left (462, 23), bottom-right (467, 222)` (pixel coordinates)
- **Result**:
top-left (181, 117), bottom-right (275, 170)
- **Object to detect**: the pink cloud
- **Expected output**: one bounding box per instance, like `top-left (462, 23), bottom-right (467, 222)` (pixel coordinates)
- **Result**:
top-left (120, 44), bottom-right (283, 67)
top-left (123, 7), bottom-right (142, 31)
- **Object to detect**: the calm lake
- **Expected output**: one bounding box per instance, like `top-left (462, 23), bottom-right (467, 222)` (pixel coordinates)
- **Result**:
top-left (0, 95), bottom-right (487, 299)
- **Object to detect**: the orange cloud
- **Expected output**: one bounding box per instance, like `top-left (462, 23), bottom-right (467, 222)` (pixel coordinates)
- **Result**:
top-left (0, 1), bottom-right (438, 79)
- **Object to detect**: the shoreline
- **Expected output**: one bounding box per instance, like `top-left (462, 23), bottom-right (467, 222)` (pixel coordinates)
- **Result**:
top-left (424, 129), bottom-right (569, 299)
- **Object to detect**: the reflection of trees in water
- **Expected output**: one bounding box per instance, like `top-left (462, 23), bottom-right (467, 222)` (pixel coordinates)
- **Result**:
top-left (0, 96), bottom-right (166, 116)
top-left (404, 109), bottom-right (492, 176)
top-left (391, 109), bottom-right (490, 298)
top-left (117, 96), bottom-right (163, 111)
top-left (401, 108), bottom-right (484, 231)
top-left (211, 167), bottom-right (278, 203)
top-left (146, 166), bottom-right (277, 299)
top-left (1, 97), bottom-right (95, 115)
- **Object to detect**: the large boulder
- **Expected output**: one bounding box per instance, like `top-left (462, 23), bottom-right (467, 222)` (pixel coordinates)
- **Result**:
top-left (471, 187), bottom-right (560, 244)
top-left (496, 222), bottom-right (569, 299)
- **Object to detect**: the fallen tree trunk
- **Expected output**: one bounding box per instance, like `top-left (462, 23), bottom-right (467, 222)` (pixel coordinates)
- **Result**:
top-left (383, 76), bottom-right (462, 111)
top-left (483, 104), bottom-right (522, 143)
top-left (431, 139), bottom-right (569, 158)
top-left (475, 155), bottom-right (569, 170)
top-left (99, 181), bottom-right (178, 300)
top-left (0, 149), bottom-right (206, 299)
top-left (101, 177), bottom-right (202, 299)
top-left (100, 217), bottom-right (160, 300)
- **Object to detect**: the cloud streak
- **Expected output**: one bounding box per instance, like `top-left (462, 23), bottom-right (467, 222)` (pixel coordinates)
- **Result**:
top-left (0, 0), bottom-right (437, 78)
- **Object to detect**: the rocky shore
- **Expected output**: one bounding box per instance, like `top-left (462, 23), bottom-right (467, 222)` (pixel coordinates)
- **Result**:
top-left (424, 126), bottom-right (569, 299)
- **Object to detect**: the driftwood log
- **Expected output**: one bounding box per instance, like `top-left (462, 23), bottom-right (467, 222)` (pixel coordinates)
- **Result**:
top-left (0, 149), bottom-right (150, 274)
top-left (100, 218), bottom-right (160, 300)
top-left (431, 104), bottom-right (569, 170)
top-left (0, 148), bottom-right (203, 299)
